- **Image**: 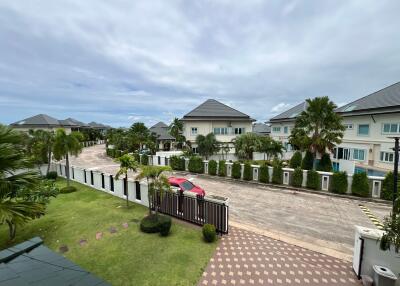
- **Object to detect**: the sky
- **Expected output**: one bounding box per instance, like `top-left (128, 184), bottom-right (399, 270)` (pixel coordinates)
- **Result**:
top-left (0, 0), bottom-right (399, 127)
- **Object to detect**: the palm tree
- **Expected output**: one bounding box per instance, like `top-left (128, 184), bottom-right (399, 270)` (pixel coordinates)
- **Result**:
top-left (290, 97), bottom-right (345, 167)
top-left (115, 154), bottom-right (139, 207)
top-left (53, 129), bottom-right (83, 186)
top-left (0, 125), bottom-right (46, 240)
top-left (136, 165), bottom-right (171, 216)
top-left (219, 142), bottom-right (231, 160)
top-left (233, 133), bottom-right (260, 160)
top-left (28, 130), bottom-right (55, 174)
top-left (196, 133), bottom-right (220, 159)
top-left (168, 118), bottom-right (185, 149)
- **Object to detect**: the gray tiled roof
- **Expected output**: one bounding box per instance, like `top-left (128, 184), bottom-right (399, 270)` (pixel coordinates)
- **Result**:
top-left (0, 237), bottom-right (110, 286)
top-left (151, 122), bottom-right (168, 128)
top-left (149, 122), bottom-right (175, 140)
top-left (183, 99), bottom-right (254, 121)
top-left (269, 102), bottom-right (307, 121)
top-left (252, 123), bottom-right (271, 134)
top-left (10, 114), bottom-right (61, 127)
top-left (336, 81), bottom-right (400, 113)
top-left (66, 118), bottom-right (89, 127)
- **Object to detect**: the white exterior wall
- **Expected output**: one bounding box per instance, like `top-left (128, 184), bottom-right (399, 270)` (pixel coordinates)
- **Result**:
top-left (269, 121), bottom-right (296, 160)
top-left (12, 126), bottom-right (72, 134)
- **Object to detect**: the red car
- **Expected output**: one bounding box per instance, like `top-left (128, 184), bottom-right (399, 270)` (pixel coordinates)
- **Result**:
top-left (168, 177), bottom-right (206, 196)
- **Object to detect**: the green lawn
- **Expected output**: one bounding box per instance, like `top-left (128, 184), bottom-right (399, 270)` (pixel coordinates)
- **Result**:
top-left (0, 179), bottom-right (217, 286)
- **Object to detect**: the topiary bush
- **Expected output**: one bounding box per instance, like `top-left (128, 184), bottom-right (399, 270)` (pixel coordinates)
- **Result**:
top-left (292, 167), bottom-right (303, 187)
top-left (301, 151), bottom-right (314, 170)
top-left (208, 160), bottom-right (217, 175)
top-left (46, 171), bottom-right (58, 180)
top-left (381, 172), bottom-right (400, 201)
top-left (188, 156), bottom-right (204, 173)
top-left (202, 224), bottom-right (216, 243)
top-left (60, 186), bottom-right (77, 194)
top-left (140, 214), bottom-right (160, 233)
top-left (306, 170), bottom-right (320, 190)
top-left (218, 160), bottom-right (226, 177)
top-left (170, 155), bottom-right (185, 171)
top-left (115, 150), bottom-right (122, 158)
top-left (133, 153), bottom-right (140, 163)
top-left (243, 163), bottom-right (252, 181)
top-left (317, 153), bottom-right (333, 172)
top-left (141, 154), bottom-right (149, 165)
top-left (272, 165), bottom-right (282, 184)
top-left (232, 162), bottom-right (241, 179)
top-left (158, 215), bottom-right (172, 236)
top-left (259, 165), bottom-right (269, 183)
top-left (352, 172), bottom-right (370, 197)
top-left (289, 151), bottom-right (302, 169)
top-left (331, 171), bottom-right (348, 194)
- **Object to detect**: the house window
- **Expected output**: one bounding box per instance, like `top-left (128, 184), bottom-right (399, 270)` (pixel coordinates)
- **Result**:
top-left (234, 127), bottom-right (245, 135)
top-left (344, 124), bottom-right (353, 129)
top-left (192, 147), bottom-right (198, 154)
top-left (213, 127), bottom-right (228, 135)
top-left (353, 149), bottom-right (365, 161)
top-left (272, 127), bottom-right (281, 132)
top-left (284, 142), bottom-right (292, 151)
top-left (191, 127), bottom-right (198, 135)
top-left (284, 126), bottom-right (288, 134)
top-left (335, 147), bottom-right (351, 160)
top-left (358, 124), bottom-right (369, 136)
top-left (380, 151), bottom-right (394, 163)
top-left (382, 123), bottom-right (399, 134)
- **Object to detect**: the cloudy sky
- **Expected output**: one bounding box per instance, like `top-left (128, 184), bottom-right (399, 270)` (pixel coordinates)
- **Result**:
top-left (0, 1), bottom-right (399, 127)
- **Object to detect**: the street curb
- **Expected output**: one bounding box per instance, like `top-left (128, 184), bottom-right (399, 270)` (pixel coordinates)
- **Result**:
top-left (173, 171), bottom-right (391, 206)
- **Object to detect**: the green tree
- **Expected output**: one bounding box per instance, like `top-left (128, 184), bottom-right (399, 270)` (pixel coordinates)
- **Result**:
top-left (196, 133), bottom-right (220, 159)
top-left (317, 153), bottom-right (333, 172)
top-left (53, 129), bottom-right (83, 186)
top-left (129, 122), bottom-right (150, 151)
top-left (28, 130), bottom-right (55, 175)
top-left (234, 133), bottom-right (260, 160)
top-left (168, 118), bottom-right (186, 149)
top-left (115, 154), bottom-right (139, 207)
top-left (219, 142), bottom-right (231, 160)
top-left (301, 151), bottom-right (314, 170)
top-left (289, 151), bottom-right (302, 169)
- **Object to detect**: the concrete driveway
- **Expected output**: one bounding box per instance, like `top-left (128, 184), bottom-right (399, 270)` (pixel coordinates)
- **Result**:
top-left (66, 144), bottom-right (391, 258)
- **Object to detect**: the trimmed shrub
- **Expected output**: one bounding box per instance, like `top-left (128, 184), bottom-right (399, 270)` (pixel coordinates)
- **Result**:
top-left (60, 186), bottom-right (77, 194)
top-left (317, 153), bottom-right (333, 172)
top-left (202, 224), bottom-right (217, 243)
top-left (331, 171), bottom-right (348, 194)
top-left (289, 151), bottom-right (302, 169)
top-left (272, 165), bottom-right (282, 184)
top-left (232, 162), bottom-right (241, 179)
top-left (140, 214), bottom-right (159, 233)
top-left (133, 153), bottom-right (140, 163)
top-left (301, 151), bottom-right (314, 170)
top-left (158, 215), bottom-right (172, 236)
top-left (292, 167), bottom-right (303, 187)
top-left (243, 163), bottom-right (252, 181)
top-left (188, 156), bottom-right (204, 173)
top-left (306, 170), bottom-right (320, 190)
top-left (381, 172), bottom-right (400, 201)
top-left (115, 150), bottom-right (122, 158)
top-left (218, 160), bottom-right (226, 177)
top-left (208, 160), bottom-right (217, 175)
top-left (46, 171), bottom-right (58, 180)
top-left (259, 165), bottom-right (269, 183)
top-left (170, 155), bottom-right (185, 171)
top-left (352, 172), bottom-right (369, 197)
top-left (141, 154), bottom-right (149, 165)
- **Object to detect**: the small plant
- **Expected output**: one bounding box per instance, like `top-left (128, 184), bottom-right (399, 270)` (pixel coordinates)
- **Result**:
top-left (60, 186), bottom-right (77, 194)
top-left (289, 151), bottom-right (302, 169)
top-left (381, 172), bottom-right (400, 201)
top-left (317, 153), bottom-right (333, 172)
top-left (331, 171), bottom-right (348, 194)
top-left (46, 171), bottom-right (58, 180)
top-left (232, 162), bottom-right (241, 179)
top-left (158, 215), bottom-right (172, 236)
top-left (380, 214), bottom-right (400, 253)
top-left (272, 165), bottom-right (282, 184)
top-left (218, 160), bottom-right (226, 177)
top-left (352, 172), bottom-right (369, 197)
top-left (140, 214), bottom-right (160, 233)
top-left (141, 154), bottom-right (149, 165)
top-left (133, 153), bottom-right (140, 163)
top-left (306, 170), bottom-right (320, 190)
top-left (259, 165), bottom-right (269, 183)
top-left (301, 151), bottom-right (314, 170)
top-left (292, 167), bottom-right (303, 187)
top-left (243, 163), bottom-right (252, 181)
top-left (188, 156), bottom-right (204, 173)
top-left (170, 155), bottom-right (185, 171)
top-left (202, 224), bottom-right (217, 243)
top-left (208, 160), bottom-right (217, 175)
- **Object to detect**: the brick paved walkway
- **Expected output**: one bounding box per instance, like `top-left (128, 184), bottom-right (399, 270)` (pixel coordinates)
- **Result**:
top-left (198, 227), bottom-right (361, 286)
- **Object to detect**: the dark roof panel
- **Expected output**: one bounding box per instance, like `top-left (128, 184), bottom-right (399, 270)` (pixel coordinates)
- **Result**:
top-left (149, 122), bottom-right (175, 140)
top-left (10, 114), bottom-right (61, 127)
top-left (183, 99), bottom-right (253, 120)
top-left (252, 123), bottom-right (271, 134)
top-left (269, 102), bottom-right (307, 121)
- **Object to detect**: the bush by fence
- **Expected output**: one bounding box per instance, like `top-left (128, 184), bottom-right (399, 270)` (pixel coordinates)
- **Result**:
top-left (381, 172), bottom-right (400, 201)
top-left (292, 167), bottom-right (303, 187)
top-left (141, 154), bottom-right (149, 165)
top-left (306, 170), bottom-right (320, 190)
top-left (259, 165), bottom-right (269, 183)
top-left (317, 153), bottom-right (333, 172)
top-left (243, 163), bottom-right (252, 181)
top-left (331, 171), bottom-right (348, 194)
top-left (170, 155), bottom-right (185, 171)
top-left (133, 153), bottom-right (140, 163)
top-left (272, 165), bottom-right (282, 184)
top-left (301, 151), bottom-right (314, 170)
top-left (218, 160), bottom-right (226, 177)
top-left (208, 160), bottom-right (217, 176)
top-left (290, 151), bottom-right (302, 169)
top-left (232, 162), bottom-right (241, 179)
top-left (188, 156), bottom-right (204, 173)
top-left (352, 172), bottom-right (369, 197)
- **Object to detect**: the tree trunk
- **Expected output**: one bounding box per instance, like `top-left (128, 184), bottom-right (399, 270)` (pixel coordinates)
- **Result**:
top-left (6, 221), bottom-right (16, 240)
top-left (66, 153), bottom-right (70, 187)
top-left (125, 173), bottom-right (129, 208)
top-left (46, 148), bottom-right (52, 175)
top-left (147, 178), bottom-right (151, 215)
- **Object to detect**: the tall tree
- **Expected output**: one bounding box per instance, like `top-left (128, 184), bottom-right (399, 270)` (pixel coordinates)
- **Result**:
top-left (28, 130), bottom-right (55, 175)
top-left (129, 122), bottom-right (149, 150)
top-left (234, 133), bottom-right (260, 160)
top-left (115, 154), bottom-right (139, 208)
top-left (53, 129), bottom-right (83, 186)
top-left (196, 133), bottom-right (220, 159)
top-left (168, 118), bottom-right (186, 149)
top-left (289, 97), bottom-right (345, 166)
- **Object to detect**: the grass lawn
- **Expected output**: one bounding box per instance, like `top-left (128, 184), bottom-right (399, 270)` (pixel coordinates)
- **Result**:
top-left (0, 179), bottom-right (217, 286)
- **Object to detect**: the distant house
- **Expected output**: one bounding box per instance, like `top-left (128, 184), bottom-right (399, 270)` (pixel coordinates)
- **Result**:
top-left (252, 123), bottom-right (271, 137)
top-left (181, 99), bottom-right (255, 155)
top-left (149, 122), bottom-right (175, 151)
top-left (87, 121), bottom-right (111, 134)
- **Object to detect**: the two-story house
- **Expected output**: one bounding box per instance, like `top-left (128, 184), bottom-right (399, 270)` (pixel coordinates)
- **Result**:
top-left (181, 99), bottom-right (255, 157)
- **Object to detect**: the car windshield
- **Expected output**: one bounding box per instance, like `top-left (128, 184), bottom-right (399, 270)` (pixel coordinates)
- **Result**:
top-left (181, 181), bottom-right (194, 191)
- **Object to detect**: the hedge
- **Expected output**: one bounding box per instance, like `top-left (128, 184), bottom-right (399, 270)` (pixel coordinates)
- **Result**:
top-left (301, 151), bottom-right (314, 170)
top-left (331, 171), bottom-right (348, 194)
top-left (140, 214), bottom-right (160, 233)
top-left (317, 153), bottom-right (333, 172)
top-left (292, 167), bottom-right (303, 187)
top-left (158, 215), bottom-right (172, 236)
top-left (243, 163), bottom-right (252, 181)
top-left (351, 172), bottom-right (369, 197)
top-left (259, 165), bottom-right (269, 183)
top-left (188, 156), bottom-right (204, 173)
top-left (46, 171), bottom-right (58, 180)
top-left (208, 160), bottom-right (217, 176)
top-left (218, 160), bottom-right (226, 177)
top-left (133, 153), bottom-right (140, 163)
top-left (272, 165), bottom-right (282, 184)
top-left (232, 162), bottom-right (241, 179)
top-left (381, 172), bottom-right (400, 201)
top-left (60, 186), bottom-right (77, 194)
top-left (202, 224), bottom-right (217, 243)
top-left (170, 155), bottom-right (185, 171)
top-left (141, 154), bottom-right (149, 165)
top-left (306, 170), bottom-right (320, 190)
top-left (290, 151), bottom-right (302, 169)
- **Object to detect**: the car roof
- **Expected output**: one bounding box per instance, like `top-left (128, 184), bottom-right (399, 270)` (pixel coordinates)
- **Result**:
top-left (168, 177), bottom-right (189, 184)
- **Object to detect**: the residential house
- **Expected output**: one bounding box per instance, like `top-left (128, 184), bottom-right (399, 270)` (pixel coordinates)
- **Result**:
top-left (149, 121), bottom-right (175, 151)
top-left (10, 114), bottom-right (74, 134)
top-left (181, 99), bottom-right (255, 157)
top-left (252, 122), bottom-right (271, 137)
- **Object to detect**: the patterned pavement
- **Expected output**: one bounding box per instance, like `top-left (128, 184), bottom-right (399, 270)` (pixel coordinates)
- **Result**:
top-left (198, 227), bottom-right (361, 286)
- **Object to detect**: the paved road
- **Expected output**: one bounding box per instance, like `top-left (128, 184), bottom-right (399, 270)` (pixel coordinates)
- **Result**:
top-left (67, 144), bottom-right (391, 257)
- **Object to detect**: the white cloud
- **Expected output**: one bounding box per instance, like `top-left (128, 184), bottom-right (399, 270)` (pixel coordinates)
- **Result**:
top-left (271, 103), bottom-right (292, 113)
